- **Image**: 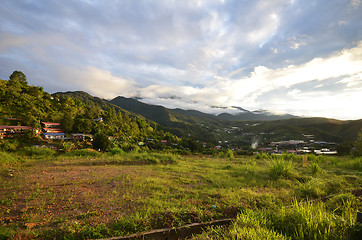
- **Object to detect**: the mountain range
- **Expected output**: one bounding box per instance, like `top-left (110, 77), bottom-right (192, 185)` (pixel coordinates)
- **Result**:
top-left (110, 96), bottom-right (298, 122)
top-left (53, 91), bottom-right (362, 147)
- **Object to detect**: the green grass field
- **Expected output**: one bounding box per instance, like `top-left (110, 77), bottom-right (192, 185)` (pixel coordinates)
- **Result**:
top-left (1, 150), bottom-right (361, 239)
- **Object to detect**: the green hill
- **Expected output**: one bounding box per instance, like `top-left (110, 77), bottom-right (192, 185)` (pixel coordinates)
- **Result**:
top-left (110, 96), bottom-right (218, 142)
top-left (0, 72), bottom-right (178, 150)
top-left (109, 96), bottom-right (362, 147)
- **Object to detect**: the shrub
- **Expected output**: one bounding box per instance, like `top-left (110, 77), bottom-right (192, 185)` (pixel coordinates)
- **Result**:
top-left (109, 147), bottom-right (125, 155)
top-left (128, 153), bottom-right (179, 165)
top-left (0, 151), bottom-right (16, 164)
top-left (0, 140), bottom-right (19, 152)
top-left (93, 132), bottom-right (111, 151)
top-left (63, 149), bottom-right (100, 157)
top-left (310, 162), bottom-right (320, 175)
top-left (336, 157), bottom-right (362, 171)
top-left (0, 226), bottom-right (15, 240)
top-left (226, 149), bottom-right (234, 159)
top-left (281, 152), bottom-right (295, 161)
top-left (294, 179), bottom-right (326, 199)
top-left (21, 146), bottom-right (56, 156)
top-left (307, 154), bottom-right (316, 161)
top-left (269, 159), bottom-right (294, 179)
top-left (62, 141), bottom-right (75, 152)
top-left (0, 151), bottom-right (18, 177)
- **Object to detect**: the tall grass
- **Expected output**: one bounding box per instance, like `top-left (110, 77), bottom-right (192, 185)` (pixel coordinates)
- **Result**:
top-left (309, 162), bottom-right (320, 175)
top-left (194, 199), bottom-right (359, 240)
top-left (20, 146), bottom-right (56, 157)
top-left (229, 209), bottom-right (288, 240)
top-left (0, 151), bottom-right (17, 177)
top-left (336, 157), bottom-right (362, 171)
top-left (126, 152), bottom-right (180, 165)
top-left (269, 158), bottom-right (294, 179)
top-left (269, 200), bottom-right (358, 240)
top-left (294, 179), bottom-right (327, 199)
top-left (63, 148), bottom-right (100, 157)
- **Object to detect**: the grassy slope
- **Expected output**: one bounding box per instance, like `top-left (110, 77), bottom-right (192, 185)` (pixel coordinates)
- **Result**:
top-left (0, 150), bottom-right (361, 239)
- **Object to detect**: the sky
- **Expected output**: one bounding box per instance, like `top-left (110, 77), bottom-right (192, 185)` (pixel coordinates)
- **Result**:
top-left (1, 0), bottom-right (362, 120)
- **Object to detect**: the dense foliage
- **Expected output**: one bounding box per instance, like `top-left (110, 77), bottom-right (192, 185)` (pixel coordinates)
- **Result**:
top-left (0, 71), bottom-right (179, 151)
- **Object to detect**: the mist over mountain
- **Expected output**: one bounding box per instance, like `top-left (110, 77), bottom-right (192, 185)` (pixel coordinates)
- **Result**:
top-left (43, 91), bottom-right (362, 146)
top-left (111, 96), bottom-right (299, 121)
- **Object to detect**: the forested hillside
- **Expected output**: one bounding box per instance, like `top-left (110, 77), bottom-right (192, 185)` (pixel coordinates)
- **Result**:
top-left (0, 71), bottom-right (178, 150)
top-left (109, 96), bottom-right (362, 147)
top-left (110, 96), bottom-right (218, 142)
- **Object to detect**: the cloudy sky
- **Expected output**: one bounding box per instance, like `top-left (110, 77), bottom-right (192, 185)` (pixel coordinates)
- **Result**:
top-left (1, 0), bottom-right (362, 120)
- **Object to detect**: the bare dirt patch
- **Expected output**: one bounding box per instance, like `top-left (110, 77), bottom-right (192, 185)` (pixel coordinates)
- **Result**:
top-left (1, 162), bottom-right (155, 234)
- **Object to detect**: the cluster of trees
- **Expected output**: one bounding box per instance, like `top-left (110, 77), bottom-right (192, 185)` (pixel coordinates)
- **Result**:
top-left (0, 71), bottom-right (179, 151)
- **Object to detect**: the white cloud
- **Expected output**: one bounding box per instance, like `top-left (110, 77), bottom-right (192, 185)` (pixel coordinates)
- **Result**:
top-left (349, 0), bottom-right (361, 8)
top-left (287, 35), bottom-right (311, 49)
top-left (134, 42), bottom-right (362, 119)
top-left (1, 0), bottom-right (362, 120)
top-left (56, 66), bottom-right (137, 99)
top-left (337, 72), bottom-right (362, 87)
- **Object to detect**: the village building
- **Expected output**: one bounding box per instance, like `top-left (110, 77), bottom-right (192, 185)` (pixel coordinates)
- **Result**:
top-left (0, 125), bottom-right (34, 139)
top-left (43, 132), bottom-right (66, 140)
top-left (71, 133), bottom-right (94, 141)
top-left (41, 122), bottom-right (61, 128)
top-left (41, 122), bottom-right (66, 141)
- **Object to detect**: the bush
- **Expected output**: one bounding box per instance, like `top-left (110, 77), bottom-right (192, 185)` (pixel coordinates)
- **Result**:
top-left (226, 149), bottom-right (234, 159)
top-left (255, 153), bottom-right (269, 160)
top-left (281, 152), bottom-right (298, 161)
top-left (310, 162), bottom-right (320, 175)
top-left (0, 151), bottom-right (18, 177)
top-left (269, 158), bottom-right (294, 179)
top-left (93, 132), bottom-right (111, 151)
top-left (0, 151), bottom-right (16, 164)
top-left (307, 154), bottom-right (317, 161)
top-left (63, 149), bottom-right (100, 157)
top-left (109, 147), bottom-right (125, 155)
top-left (336, 157), bottom-right (362, 171)
top-left (294, 179), bottom-right (326, 199)
top-left (21, 146), bottom-right (56, 156)
top-left (128, 153), bottom-right (179, 165)
top-left (0, 140), bottom-right (19, 152)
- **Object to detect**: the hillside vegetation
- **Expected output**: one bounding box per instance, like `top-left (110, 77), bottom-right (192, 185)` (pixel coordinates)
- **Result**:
top-left (0, 72), bottom-right (178, 151)
top-left (110, 96), bottom-right (362, 147)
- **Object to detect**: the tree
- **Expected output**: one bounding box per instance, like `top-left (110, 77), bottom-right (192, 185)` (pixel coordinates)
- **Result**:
top-left (336, 141), bottom-right (353, 156)
top-left (93, 132), bottom-right (110, 151)
top-left (353, 129), bottom-right (362, 156)
top-left (61, 112), bottom-right (74, 133)
top-left (74, 118), bottom-right (92, 133)
top-left (9, 71), bottom-right (27, 85)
